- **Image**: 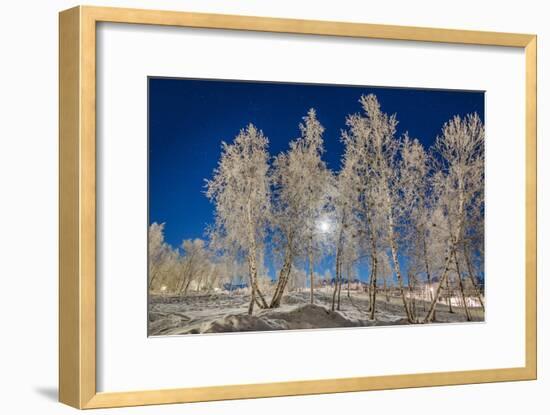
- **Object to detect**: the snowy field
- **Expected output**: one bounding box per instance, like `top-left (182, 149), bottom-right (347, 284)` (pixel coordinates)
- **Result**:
top-left (148, 290), bottom-right (484, 336)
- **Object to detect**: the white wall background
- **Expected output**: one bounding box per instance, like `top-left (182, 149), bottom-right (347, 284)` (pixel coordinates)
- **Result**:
top-left (0, 1), bottom-right (546, 414)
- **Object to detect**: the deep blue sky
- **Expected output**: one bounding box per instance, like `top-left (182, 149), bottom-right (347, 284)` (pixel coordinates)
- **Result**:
top-left (149, 77), bottom-right (484, 277)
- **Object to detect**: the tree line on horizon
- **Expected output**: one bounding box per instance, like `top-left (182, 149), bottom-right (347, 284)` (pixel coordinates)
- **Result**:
top-left (149, 93), bottom-right (485, 324)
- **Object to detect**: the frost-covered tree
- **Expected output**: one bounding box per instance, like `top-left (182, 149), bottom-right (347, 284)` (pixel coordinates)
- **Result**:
top-left (399, 135), bottom-right (434, 319)
top-left (424, 113), bottom-right (484, 322)
top-left (206, 124), bottom-right (271, 314)
top-left (269, 143), bottom-right (306, 308)
top-left (458, 156), bottom-right (485, 311)
top-left (148, 222), bottom-right (178, 291)
top-left (270, 109), bottom-right (332, 306)
top-left (177, 238), bottom-right (210, 294)
top-left (422, 202), bottom-right (454, 315)
top-left (460, 211), bottom-right (485, 310)
top-left (340, 95), bottom-right (411, 320)
top-left (267, 145), bottom-right (305, 306)
top-left (149, 223), bottom-right (210, 294)
top-left (329, 168), bottom-right (361, 311)
top-left (356, 95), bottom-right (417, 322)
top-left (148, 222), bottom-right (166, 289)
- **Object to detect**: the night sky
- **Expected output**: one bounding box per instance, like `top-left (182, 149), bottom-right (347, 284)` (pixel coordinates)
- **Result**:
top-left (149, 77), bottom-right (484, 278)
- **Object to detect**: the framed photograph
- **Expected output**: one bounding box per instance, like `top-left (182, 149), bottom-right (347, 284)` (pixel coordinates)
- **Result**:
top-left (59, 6), bottom-right (537, 409)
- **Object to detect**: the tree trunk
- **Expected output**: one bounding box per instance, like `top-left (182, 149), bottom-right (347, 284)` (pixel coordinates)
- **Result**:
top-left (269, 265), bottom-right (292, 308)
top-left (332, 215), bottom-right (346, 311)
top-left (421, 230), bottom-right (434, 319)
top-left (249, 263), bottom-right (268, 309)
top-left (176, 254), bottom-right (197, 295)
top-left (182, 277), bottom-right (192, 296)
top-left (452, 249), bottom-right (472, 321)
top-left (309, 238), bottom-right (314, 304)
top-left (247, 267), bottom-right (256, 315)
top-left (366, 213), bottom-right (378, 317)
top-left (269, 246), bottom-right (293, 308)
top-left (423, 250), bottom-right (454, 323)
top-left (332, 245), bottom-right (341, 311)
top-left (337, 261), bottom-right (343, 310)
top-left (346, 263), bottom-right (351, 298)
top-left (148, 271), bottom-right (160, 290)
top-left (246, 200), bottom-right (268, 314)
top-left (408, 273), bottom-right (417, 321)
top-left (382, 188), bottom-right (414, 323)
top-left (387, 225), bottom-right (413, 322)
top-left (369, 255), bottom-right (378, 320)
top-left (423, 173), bottom-right (468, 323)
top-left (447, 275), bottom-right (454, 313)
top-left (462, 242), bottom-right (485, 311)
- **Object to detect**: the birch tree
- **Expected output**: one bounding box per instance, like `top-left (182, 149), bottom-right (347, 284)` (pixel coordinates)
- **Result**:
top-left (360, 95), bottom-right (417, 322)
top-left (341, 95), bottom-right (414, 321)
top-left (176, 238), bottom-right (210, 295)
top-left (205, 124), bottom-right (271, 314)
top-left (268, 137), bottom-right (306, 307)
top-left (270, 109), bottom-right (331, 306)
top-left (378, 250), bottom-right (393, 304)
top-left (330, 168), bottom-right (360, 311)
top-left (459, 169), bottom-right (485, 310)
top-left (331, 169), bottom-right (350, 311)
top-left (340, 113), bottom-right (379, 317)
top-left (424, 113), bottom-right (484, 322)
top-left (148, 222), bottom-right (178, 291)
top-left (399, 136), bottom-right (436, 315)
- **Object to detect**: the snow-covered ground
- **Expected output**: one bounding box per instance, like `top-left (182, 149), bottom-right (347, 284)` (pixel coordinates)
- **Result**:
top-left (148, 290), bottom-right (484, 336)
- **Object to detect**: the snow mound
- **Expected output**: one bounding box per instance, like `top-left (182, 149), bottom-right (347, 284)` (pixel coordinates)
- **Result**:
top-left (148, 312), bottom-right (191, 335)
top-left (199, 314), bottom-right (284, 333)
top-left (259, 304), bottom-right (358, 330)
top-left (169, 304), bottom-right (361, 335)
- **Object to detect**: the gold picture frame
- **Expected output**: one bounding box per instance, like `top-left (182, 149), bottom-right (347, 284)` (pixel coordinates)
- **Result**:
top-left (59, 5), bottom-right (537, 409)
